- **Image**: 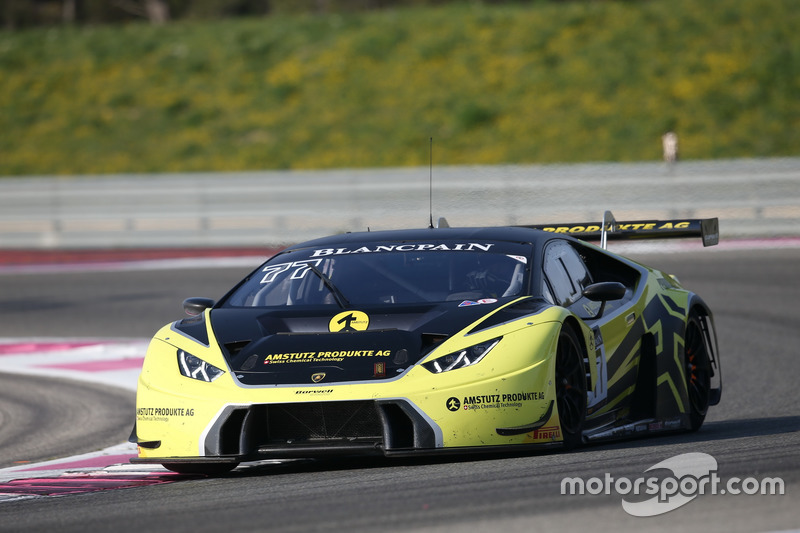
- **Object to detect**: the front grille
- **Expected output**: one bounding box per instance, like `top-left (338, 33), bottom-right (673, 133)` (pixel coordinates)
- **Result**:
top-left (208, 400), bottom-right (434, 458)
top-left (267, 401), bottom-right (382, 443)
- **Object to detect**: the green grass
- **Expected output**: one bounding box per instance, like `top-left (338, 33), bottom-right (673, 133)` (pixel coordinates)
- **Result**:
top-left (1, 0), bottom-right (798, 176)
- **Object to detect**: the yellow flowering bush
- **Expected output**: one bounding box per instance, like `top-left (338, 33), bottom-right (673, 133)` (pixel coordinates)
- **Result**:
top-left (0, 0), bottom-right (797, 175)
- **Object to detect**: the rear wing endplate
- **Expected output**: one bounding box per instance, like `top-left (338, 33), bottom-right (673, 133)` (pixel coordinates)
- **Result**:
top-left (522, 211), bottom-right (719, 249)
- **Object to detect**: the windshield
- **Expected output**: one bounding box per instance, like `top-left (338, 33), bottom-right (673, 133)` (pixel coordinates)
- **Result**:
top-left (222, 240), bottom-right (532, 308)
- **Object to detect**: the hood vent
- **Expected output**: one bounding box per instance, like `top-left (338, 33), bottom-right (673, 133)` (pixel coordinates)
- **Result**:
top-left (224, 340), bottom-right (252, 357)
top-left (420, 333), bottom-right (449, 355)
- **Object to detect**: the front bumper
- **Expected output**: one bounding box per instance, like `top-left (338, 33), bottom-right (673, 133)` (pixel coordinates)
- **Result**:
top-left (133, 315), bottom-right (565, 463)
top-left (131, 395), bottom-right (559, 464)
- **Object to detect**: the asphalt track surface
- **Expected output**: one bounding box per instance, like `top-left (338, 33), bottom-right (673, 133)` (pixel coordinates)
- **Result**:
top-left (0, 374), bottom-right (133, 469)
top-left (1, 248), bottom-right (799, 532)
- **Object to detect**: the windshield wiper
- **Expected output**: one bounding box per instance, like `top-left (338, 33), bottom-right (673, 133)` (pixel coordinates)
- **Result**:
top-left (306, 263), bottom-right (350, 309)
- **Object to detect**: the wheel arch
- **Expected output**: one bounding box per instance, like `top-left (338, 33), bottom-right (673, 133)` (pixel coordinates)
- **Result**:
top-left (561, 314), bottom-right (592, 389)
top-left (688, 292), bottom-right (713, 320)
top-left (561, 314), bottom-right (585, 340)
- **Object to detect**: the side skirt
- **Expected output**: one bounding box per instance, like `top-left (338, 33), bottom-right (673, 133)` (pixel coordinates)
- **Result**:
top-left (583, 414), bottom-right (691, 443)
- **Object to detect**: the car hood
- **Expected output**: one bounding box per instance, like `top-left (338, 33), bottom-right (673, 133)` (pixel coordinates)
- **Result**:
top-left (179, 298), bottom-right (546, 386)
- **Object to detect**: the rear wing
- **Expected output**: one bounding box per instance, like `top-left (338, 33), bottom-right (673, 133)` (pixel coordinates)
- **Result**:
top-left (521, 211), bottom-right (719, 249)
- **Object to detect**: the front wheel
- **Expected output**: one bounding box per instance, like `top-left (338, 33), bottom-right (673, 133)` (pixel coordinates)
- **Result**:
top-left (555, 325), bottom-right (587, 449)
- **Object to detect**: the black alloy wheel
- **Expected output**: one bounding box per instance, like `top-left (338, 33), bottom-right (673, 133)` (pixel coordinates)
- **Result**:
top-left (555, 325), bottom-right (587, 449)
top-left (685, 314), bottom-right (712, 431)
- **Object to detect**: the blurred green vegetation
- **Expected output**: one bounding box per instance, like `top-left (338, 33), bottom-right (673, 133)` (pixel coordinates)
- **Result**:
top-left (1, 0), bottom-right (798, 175)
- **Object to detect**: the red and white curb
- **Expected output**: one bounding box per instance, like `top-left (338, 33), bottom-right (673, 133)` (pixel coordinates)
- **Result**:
top-left (0, 443), bottom-right (187, 503)
top-left (0, 338), bottom-right (146, 392)
top-left (0, 339), bottom-right (183, 502)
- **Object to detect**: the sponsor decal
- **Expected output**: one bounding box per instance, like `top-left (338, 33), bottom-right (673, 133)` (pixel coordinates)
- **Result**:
top-left (540, 221), bottom-right (693, 234)
top-left (532, 426), bottom-right (561, 440)
top-left (329, 310), bottom-right (370, 332)
top-left (259, 259), bottom-right (322, 284)
top-left (373, 362), bottom-right (386, 378)
top-left (136, 406), bottom-right (195, 423)
top-left (458, 298), bottom-right (498, 308)
top-left (137, 407), bottom-right (194, 417)
top-left (311, 372), bottom-right (326, 383)
top-left (542, 225), bottom-right (603, 234)
top-left (465, 392), bottom-right (545, 404)
top-left (295, 389), bottom-right (334, 395)
top-left (263, 349), bottom-right (391, 364)
top-left (310, 243), bottom-right (495, 257)
top-left (446, 397), bottom-right (461, 411)
top-left (587, 325), bottom-right (608, 412)
top-left (593, 327), bottom-right (604, 348)
top-left (460, 391), bottom-right (545, 411)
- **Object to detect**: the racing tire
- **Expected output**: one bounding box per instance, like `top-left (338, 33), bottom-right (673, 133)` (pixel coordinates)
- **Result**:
top-left (162, 462), bottom-right (239, 476)
top-left (685, 313), bottom-right (712, 431)
top-left (555, 325), bottom-right (587, 449)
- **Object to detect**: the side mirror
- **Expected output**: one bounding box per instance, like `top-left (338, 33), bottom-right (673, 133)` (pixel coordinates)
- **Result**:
top-left (582, 282), bottom-right (627, 302)
top-left (183, 297), bottom-right (215, 316)
top-left (581, 282), bottom-right (627, 319)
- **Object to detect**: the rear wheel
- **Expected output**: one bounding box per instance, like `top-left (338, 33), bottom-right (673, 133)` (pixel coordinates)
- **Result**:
top-left (685, 314), bottom-right (712, 431)
top-left (162, 462), bottom-right (239, 476)
top-left (555, 325), bottom-right (587, 449)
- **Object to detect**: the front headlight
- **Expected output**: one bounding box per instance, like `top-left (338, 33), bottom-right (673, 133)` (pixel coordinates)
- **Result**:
top-left (178, 350), bottom-right (225, 382)
top-left (422, 338), bottom-right (501, 374)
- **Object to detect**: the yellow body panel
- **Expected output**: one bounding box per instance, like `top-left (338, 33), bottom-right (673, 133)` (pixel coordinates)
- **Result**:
top-left (136, 306), bottom-right (577, 459)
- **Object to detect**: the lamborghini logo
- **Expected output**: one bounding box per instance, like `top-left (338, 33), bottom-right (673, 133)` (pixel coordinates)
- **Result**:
top-left (311, 372), bottom-right (326, 383)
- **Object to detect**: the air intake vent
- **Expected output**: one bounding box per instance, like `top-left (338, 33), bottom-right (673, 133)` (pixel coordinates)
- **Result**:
top-left (205, 400), bottom-right (436, 458)
top-left (224, 340), bottom-right (251, 357)
top-left (267, 401), bottom-right (382, 442)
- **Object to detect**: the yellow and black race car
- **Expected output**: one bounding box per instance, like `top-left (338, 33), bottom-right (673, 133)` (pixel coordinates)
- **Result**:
top-left (130, 213), bottom-right (721, 475)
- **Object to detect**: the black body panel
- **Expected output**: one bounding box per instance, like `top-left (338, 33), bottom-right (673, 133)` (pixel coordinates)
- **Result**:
top-left (209, 299), bottom-right (519, 385)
